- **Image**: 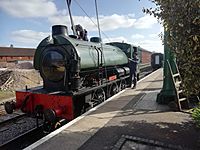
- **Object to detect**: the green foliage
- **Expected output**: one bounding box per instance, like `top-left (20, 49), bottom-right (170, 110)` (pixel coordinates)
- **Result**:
top-left (143, 0), bottom-right (200, 95)
top-left (192, 105), bottom-right (200, 127)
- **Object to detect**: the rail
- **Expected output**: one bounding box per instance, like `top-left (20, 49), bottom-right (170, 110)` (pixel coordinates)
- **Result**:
top-left (0, 114), bottom-right (43, 149)
top-left (0, 113), bottom-right (26, 126)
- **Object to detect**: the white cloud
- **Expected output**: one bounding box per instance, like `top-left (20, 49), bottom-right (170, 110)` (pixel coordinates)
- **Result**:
top-left (0, 44), bottom-right (9, 47)
top-left (104, 35), bottom-right (163, 53)
top-left (48, 13), bottom-right (158, 32)
top-left (100, 14), bottom-right (136, 31)
top-left (148, 31), bottom-right (163, 40)
top-left (131, 34), bottom-right (144, 39)
top-left (0, 0), bottom-right (158, 31)
top-left (127, 14), bottom-right (135, 18)
top-left (135, 39), bottom-right (163, 53)
top-left (149, 33), bottom-right (159, 38)
top-left (48, 13), bottom-right (136, 32)
top-left (103, 36), bottom-right (128, 43)
top-left (0, 0), bottom-right (57, 18)
top-left (134, 15), bottom-right (158, 29)
top-left (11, 30), bottom-right (50, 45)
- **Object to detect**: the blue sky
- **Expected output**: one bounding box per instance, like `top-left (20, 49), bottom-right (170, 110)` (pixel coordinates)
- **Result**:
top-left (0, 0), bottom-right (163, 53)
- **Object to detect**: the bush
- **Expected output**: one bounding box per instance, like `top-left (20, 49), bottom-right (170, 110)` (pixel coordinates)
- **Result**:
top-left (143, 0), bottom-right (200, 96)
top-left (192, 105), bottom-right (200, 127)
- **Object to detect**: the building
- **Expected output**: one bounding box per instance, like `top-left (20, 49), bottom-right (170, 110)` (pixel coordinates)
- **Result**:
top-left (138, 47), bottom-right (152, 64)
top-left (141, 49), bottom-right (152, 64)
top-left (0, 47), bottom-right (35, 62)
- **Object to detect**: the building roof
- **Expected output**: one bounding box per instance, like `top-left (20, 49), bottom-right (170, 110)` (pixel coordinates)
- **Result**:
top-left (0, 47), bottom-right (35, 57)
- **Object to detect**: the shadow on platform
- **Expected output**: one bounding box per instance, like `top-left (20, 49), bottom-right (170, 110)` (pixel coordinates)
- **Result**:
top-left (79, 117), bottom-right (199, 150)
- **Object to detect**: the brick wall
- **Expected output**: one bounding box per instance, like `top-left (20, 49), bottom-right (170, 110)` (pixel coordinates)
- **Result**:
top-left (0, 56), bottom-right (33, 62)
top-left (0, 47), bottom-right (35, 62)
top-left (141, 50), bottom-right (152, 64)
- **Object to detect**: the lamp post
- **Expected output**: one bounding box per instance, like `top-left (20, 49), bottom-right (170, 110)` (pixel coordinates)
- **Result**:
top-left (156, 28), bottom-right (177, 104)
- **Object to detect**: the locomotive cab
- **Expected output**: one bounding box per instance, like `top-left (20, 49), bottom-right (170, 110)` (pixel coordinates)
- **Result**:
top-left (106, 42), bottom-right (141, 80)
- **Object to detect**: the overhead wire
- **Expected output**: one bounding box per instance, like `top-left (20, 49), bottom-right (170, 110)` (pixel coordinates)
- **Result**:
top-left (73, 0), bottom-right (111, 42)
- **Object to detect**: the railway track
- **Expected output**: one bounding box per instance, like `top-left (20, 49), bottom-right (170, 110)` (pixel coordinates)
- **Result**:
top-left (0, 99), bottom-right (44, 149)
top-left (1, 125), bottom-right (44, 150)
top-left (0, 97), bottom-right (46, 149)
top-left (0, 113), bottom-right (44, 149)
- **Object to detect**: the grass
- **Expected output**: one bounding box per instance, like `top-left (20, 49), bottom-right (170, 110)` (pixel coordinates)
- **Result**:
top-left (0, 90), bottom-right (15, 102)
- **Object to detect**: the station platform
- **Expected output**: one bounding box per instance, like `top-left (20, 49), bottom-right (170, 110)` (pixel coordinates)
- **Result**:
top-left (26, 69), bottom-right (199, 150)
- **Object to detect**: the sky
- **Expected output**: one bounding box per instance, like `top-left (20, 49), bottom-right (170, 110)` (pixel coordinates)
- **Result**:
top-left (0, 0), bottom-right (164, 53)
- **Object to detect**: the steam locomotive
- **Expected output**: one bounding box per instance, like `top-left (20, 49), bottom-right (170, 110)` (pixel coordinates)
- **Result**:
top-left (4, 25), bottom-right (148, 128)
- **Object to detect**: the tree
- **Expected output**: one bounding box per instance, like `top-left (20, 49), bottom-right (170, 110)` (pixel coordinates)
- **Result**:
top-left (143, 0), bottom-right (200, 95)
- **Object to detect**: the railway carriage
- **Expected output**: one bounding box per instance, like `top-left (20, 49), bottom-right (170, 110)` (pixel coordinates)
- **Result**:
top-left (151, 53), bottom-right (163, 70)
top-left (107, 42), bottom-right (142, 80)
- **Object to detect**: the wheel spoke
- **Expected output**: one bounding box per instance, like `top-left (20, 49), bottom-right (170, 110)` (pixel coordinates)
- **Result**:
top-left (92, 88), bottom-right (105, 105)
top-left (109, 83), bottom-right (118, 96)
